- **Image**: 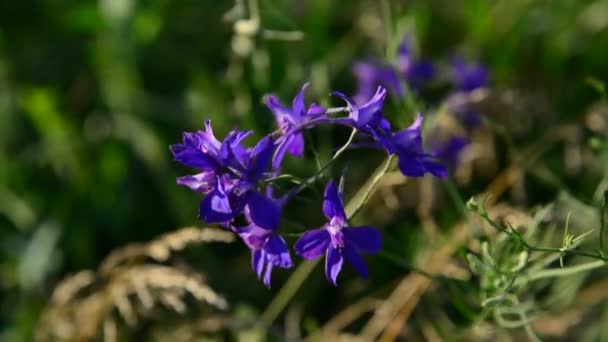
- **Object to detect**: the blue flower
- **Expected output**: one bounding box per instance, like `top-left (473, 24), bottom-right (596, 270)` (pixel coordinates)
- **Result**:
top-left (332, 86), bottom-right (391, 134)
top-left (265, 83), bottom-right (325, 168)
top-left (397, 38), bottom-right (435, 90)
top-left (432, 135), bottom-right (469, 170)
top-left (373, 114), bottom-right (448, 178)
top-left (452, 57), bottom-right (488, 92)
top-left (294, 180), bottom-right (381, 285)
top-left (235, 191), bottom-right (292, 287)
top-left (352, 37), bottom-right (434, 104)
top-left (352, 62), bottom-right (403, 106)
top-left (171, 120), bottom-right (275, 224)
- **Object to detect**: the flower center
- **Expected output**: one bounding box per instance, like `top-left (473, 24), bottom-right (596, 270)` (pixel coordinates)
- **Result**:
top-left (327, 217), bottom-right (345, 247)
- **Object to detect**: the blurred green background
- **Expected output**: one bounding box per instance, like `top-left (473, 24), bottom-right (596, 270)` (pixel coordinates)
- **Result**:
top-left (2, 0), bottom-right (608, 340)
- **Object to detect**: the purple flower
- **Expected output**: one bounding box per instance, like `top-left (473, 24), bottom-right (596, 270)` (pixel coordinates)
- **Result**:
top-left (352, 37), bottom-right (434, 104)
top-left (235, 191), bottom-right (292, 287)
top-left (452, 57), bottom-right (488, 92)
top-left (332, 86), bottom-right (391, 134)
top-left (432, 135), bottom-right (469, 170)
top-left (373, 114), bottom-right (448, 178)
top-left (265, 83), bottom-right (326, 168)
top-left (352, 62), bottom-right (402, 106)
top-left (294, 180), bottom-right (381, 285)
top-left (397, 39), bottom-right (435, 90)
top-left (170, 120), bottom-right (276, 224)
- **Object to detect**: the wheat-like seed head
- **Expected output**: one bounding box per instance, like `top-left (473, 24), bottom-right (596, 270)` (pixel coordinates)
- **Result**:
top-left (35, 227), bottom-right (235, 341)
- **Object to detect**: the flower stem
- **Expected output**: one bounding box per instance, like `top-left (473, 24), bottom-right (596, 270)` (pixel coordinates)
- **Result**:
top-left (524, 259), bottom-right (606, 282)
top-left (280, 128), bottom-right (358, 201)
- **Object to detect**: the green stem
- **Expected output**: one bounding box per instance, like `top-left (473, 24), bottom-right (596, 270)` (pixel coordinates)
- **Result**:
top-left (283, 128), bottom-right (358, 198)
top-left (525, 259), bottom-right (606, 282)
top-left (381, 0), bottom-right (392, 59)
top-left (478, 211), bottom-right (608, 261)
top-left (347, 154), bottom-right (395, 219)
top-left (601, 190), bottom-right (607, 253)
top-left (260, 260), bottom-right (317, 325)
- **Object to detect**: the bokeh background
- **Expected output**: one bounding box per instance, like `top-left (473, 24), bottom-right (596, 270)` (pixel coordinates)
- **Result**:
top-left (2, 0), bottom-right (608, 340)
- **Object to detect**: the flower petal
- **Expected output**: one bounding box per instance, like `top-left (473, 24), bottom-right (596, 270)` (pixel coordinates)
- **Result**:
top-left (306, 103), bottom-right (326, 118)
top-left (291, 82), bottom-right (309, 120)
top-left (265, 234), bottom-right (293, 269)
top-left (325, 246), bottom-right (344, 286)
top-left (343, 226), bottom-right (382, 254)
top-left (246, 191), bottom-right (280, 231)
top-left (357, 86), bottom-right (386, 127)
top-left (294, 228), bottom-right (330, 260)
top-left (265, 94), bottom-right (292, 122)
top-left (391, 114), bottom-right (423, 152)
top-left (397, 154), bottom-right (427, 177)
top-left (272, 137), bottom-right (290, 170)
top-left (405, 61), bottom-right (434, 89)
top-left (343, 244), bottom-right (369, 278)
top-left (285, 132), bottom-right (304, 157)
top-left (263, 261), bottom-right (274, 288)
top-left (252, 249), bottom-right (265, 279)
top-left (322, 180), bottom-right (346, 221)
top-left (247, 136), bottom-right (274, 181)
top-left (236, 224), bottom-right (271, 250)
top-left (198, 179), bottom-right (235, 223)
top-left (176, 172), bottom-right (215, 193)
top-left (331, 91), bottom-right (359, 124)
top-left (170, 144), bottom-right (217, 170)
top-left (421, 156), bottom-right (448, 179)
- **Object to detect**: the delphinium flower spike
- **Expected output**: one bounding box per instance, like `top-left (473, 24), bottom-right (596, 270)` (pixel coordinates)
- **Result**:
top-left (294, 180), bottom-right (381, 285)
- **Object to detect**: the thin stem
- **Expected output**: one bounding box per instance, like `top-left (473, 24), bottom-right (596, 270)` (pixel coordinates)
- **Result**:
top-left (525, 259), bottom-right (606, 282)
top-left (263, 173), bottom-right (308, 185)
top-left (260, 261), bottom-right (318, 325)
top-left (478, 211), bottom-right (608, 261)
top-left (601, 190), bottom-right (607, 253)
top-left (348, 154), bottom-right (395, 219)
top-left (281, 128), bottom-right (358, 200)
top-left (443, 179), bottom-right (467, 217)
top-left (261, 29), bottom-right (303, 41)
top-left (381, 0), bottom-right (392, 59)
top-left (304, 130), bottom-right (323, 171)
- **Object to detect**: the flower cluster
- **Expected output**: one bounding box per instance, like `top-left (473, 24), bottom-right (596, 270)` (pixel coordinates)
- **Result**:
top-left (171, 81), bottom-right (453, 287)
top-left (352, 36), bottom-right (490, 171)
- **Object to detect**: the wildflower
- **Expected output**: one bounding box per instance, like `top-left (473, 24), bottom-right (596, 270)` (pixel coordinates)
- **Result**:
top-left (374, 114), bottom-right (448, 178)
top-left (396, 38), bottom-right (434, 90)
top-left (451, 57), bottom-right (488, 92)
top-left (432, 135), bottom-right (469, 170)
top-left (294, 180), bottom-right (381, 285)
top-left (170, 120), bottom-right (275, 224)
top-left (265, 83), bottom-right (325, 168)
top-left (352, 62), bottom-right (402, 106)
top-left (332, 86), bottom-right (391, 134)
top-left (235, 191), bottom-right (292, 287)
top-left (446, 57), bottom-right (489, 128)
top-left (352, 37), bottom-right (434, 104)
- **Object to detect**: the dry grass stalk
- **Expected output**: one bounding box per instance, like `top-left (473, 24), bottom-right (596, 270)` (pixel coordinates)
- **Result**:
top-left (35, 227), bottom-right (234, 341)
